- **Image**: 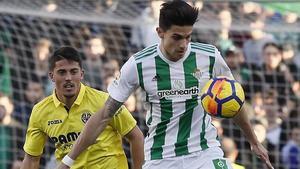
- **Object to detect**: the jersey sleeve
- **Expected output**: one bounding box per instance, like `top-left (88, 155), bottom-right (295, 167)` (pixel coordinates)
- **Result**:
top-left (213, 48), bottom-right (234, 79)
top-left (108, 56), bottom-right (139, 102)
top-left (110, 105), bottom-right (137, 137)
top-left (23, 106), bottom-right (47, 156)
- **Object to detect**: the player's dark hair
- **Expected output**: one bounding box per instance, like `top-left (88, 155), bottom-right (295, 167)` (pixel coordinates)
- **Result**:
top-left (49, 46), bottom-right (82, 71)
top-left (159, 0), bottom-right (199, 31)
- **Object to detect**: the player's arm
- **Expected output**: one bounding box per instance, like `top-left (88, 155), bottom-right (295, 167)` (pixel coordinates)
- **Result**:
top-left (124, 126), bottom-right (144, 169)
top-left (214, 47), bottom-right (274, 169)
top-left (233, 106), bottom-right (274, 169)
top-left (66, 96), bottom-right (123, 163)
top-left (20, 153), bottom-right (41, 169)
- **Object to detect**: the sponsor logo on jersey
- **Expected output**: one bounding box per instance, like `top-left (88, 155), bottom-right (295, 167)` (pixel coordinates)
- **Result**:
top-left (51, 131), bottom-right (81, 145)
top-left (157, 86), bottom-right (199, 99)
top-left (48, 119), bottom-right (63, 126)
top-left (81, 112), bottom-right (91, 124)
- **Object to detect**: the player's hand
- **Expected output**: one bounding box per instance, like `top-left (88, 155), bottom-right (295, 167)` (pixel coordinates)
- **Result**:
top-left (250, 143), bottom-right (274, 169)
top-left (56, 163), bottom-right (70, 169)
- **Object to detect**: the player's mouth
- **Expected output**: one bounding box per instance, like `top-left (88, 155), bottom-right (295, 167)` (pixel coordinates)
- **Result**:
top-left (64, 83), bottom-right (74, 89)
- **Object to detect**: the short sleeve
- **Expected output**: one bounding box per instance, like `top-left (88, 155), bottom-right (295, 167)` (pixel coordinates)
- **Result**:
top-left (110, 105), bottom-right (137, 137)
top-left (23, 107), bottom-right (47, 156)
top-left (214, 48), bottom-right (234, 79)
top-left (108, 57), bottom-right (139, 102)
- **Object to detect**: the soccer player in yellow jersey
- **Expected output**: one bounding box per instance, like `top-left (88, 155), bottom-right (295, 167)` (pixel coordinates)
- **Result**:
top-left (20, 46), bottom-right (144, 169)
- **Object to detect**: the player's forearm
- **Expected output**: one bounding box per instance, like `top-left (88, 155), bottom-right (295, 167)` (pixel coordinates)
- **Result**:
top-left (127, 127), bottom-right (145, 169)
top-left (20, 154), bottom-right (40, 169)
top-left (233, 106), bottom-right (259, 145)
top-left (68, 96), bottom-right (123, 160)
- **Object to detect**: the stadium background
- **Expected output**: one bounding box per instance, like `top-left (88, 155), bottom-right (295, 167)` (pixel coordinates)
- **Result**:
top-left (0, 0), bottom-right (300, 169)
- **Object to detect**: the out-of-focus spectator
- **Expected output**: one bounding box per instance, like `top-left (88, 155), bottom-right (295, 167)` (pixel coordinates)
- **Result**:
top-left (32, 38), bottom-right (53, 95)
top-left (101, 58), bottom-right (121, 81)
top-left (281, 43), bottom-right (300, 102)
top-left (281, 126), bottom-right (300, 169)
top-left (221, 137), bottom-right (246, 169)
top-left (102, 75), bottom-right (115, 92)
top-left (243, 14), bottom-right (274, 66)
top-left (0, 94), bottom-right (21, 127)
top-left (131, 0), bottom-right (163, 48)
top-left (280, 108), bottom-right (300, 150)
top-left (0, 93), bottom-right (23, 169)
top-left (217, 9), bottom-right (234, 55)
top-left (254, 42), bottom-right (294, 107)
top-left (224, 47), bottom-right (260, 100)
top-left (33, 38), bottom-right (52, 80)
top-left (264, 89), bottom-right (282, 168)
top-left (252, 92), bottom-right (266, 121)
top-left (82, 36), bottom-right (107, 90)
top-left (0, 29), bottom-right (12, 96)
top-left (13, 78), bottom-right (45, 126)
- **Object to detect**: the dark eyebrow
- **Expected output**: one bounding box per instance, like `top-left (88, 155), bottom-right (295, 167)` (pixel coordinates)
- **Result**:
top-left (172, 33), bottom-right (192, 38)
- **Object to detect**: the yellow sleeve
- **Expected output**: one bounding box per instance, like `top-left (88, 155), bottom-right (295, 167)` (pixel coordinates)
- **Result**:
top-left (23, 107), bottom-right (47, 156)
top-left (111, 105), bottom-right (137, 137)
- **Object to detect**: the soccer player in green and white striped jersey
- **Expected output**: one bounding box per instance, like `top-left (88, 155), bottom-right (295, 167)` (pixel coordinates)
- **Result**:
top-left (58, 1), bottom-right (274, 169)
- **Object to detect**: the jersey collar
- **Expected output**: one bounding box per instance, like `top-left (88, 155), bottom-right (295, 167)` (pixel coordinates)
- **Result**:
top-left (52, 83), bottom-right (86, 107)
top-left (157, 42), bottom-right (191, 64)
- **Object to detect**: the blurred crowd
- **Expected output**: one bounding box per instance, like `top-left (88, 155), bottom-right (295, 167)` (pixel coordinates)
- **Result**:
top-left (0, 1), bottom-right (300, 169)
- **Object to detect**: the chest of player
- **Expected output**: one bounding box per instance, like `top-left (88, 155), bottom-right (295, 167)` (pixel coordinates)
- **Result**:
top-left (140, 59), bottom-right (211, 102)
top-left (43, 106), bottom-right (95, 145)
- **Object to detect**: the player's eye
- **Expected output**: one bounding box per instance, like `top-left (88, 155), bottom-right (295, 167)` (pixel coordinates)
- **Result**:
top-left (57, 70), bottom-right (66, 75)
top-left (172, 35), bottom-right (182, 41)
top-left (186, 35), bottom-right (191, 40)
top-left (71, 70), bottom-right (79, 75)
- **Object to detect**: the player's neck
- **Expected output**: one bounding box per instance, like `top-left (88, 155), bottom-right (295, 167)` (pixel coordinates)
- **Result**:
top-left (159, 44), bottom-right (182, 62)
top-left (56, 92), bottom-right (77, 110)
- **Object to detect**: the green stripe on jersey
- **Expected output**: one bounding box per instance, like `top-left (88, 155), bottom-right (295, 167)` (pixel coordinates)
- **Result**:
top-left (137, 63), bottom-right (149, 102)
top-left (137, 63), bottom-right (144, 90)
top-left (175, 52), bottom-right (198, 156)
top-left (191, 43), bottom-right (215, 53)
top-left (151, 56), bottom-right (173, 160)
top-left (200, 112), bottom-right (208, 149)
top-left (209, 56), bottom-right (215, 78)
top-left (213, 159), bottom-right (229, 169)
top-left (134, 45), bottom-right (157, 60)
top-left (192, 42), bottom-right (215, 49)
top-left (137, 62), bottom-right (150, 125)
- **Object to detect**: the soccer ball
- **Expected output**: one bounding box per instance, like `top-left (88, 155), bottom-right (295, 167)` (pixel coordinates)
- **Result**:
top-left (200, 76), bottom-right (245, 118)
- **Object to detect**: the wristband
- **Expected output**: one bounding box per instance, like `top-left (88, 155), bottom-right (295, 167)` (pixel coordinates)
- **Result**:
top-left (61, 155), bottom-right (74, 167)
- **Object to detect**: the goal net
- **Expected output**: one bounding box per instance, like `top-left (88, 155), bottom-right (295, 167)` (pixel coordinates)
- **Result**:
top-left (0, 0), bottom-right (299, 169)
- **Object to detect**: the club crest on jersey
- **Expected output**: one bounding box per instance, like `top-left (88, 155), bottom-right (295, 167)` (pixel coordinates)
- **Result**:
top-left (81, 112), bottom-right (91, 124)
top-left (191, 68), bottom-right (202, 79)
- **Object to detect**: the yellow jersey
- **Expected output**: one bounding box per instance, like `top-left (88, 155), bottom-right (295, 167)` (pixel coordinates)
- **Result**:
top-left (24, 84), bottom-right (137, 169)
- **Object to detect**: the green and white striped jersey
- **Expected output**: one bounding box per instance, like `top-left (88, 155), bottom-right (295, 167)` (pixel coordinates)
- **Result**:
top-left (108, 42), bottom-right (233, 160)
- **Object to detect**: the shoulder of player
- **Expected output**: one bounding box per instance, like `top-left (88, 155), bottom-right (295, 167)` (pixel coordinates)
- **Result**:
top-left (190, 42), bottom-right (216, 55)
top-left (31, 95), bottom-right (53, 119)
top-left (84, 86), bottom-right (109, 102)
top-left (133, 44), bottom-right (158, 61)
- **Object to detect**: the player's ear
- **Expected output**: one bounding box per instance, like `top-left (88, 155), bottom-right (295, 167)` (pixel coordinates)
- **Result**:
top-left (49, 72), bottom-right (54, 82)
top-left (80, 69), bottom-right (84, 80)
top-left (156, 27), bottom-right (164, 39)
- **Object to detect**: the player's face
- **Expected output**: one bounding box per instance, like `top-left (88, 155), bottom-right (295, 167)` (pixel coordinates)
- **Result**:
top-left (49, 59), bottom-right (83, 99)
top-left (157, 25), bottom-right (193, 61)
